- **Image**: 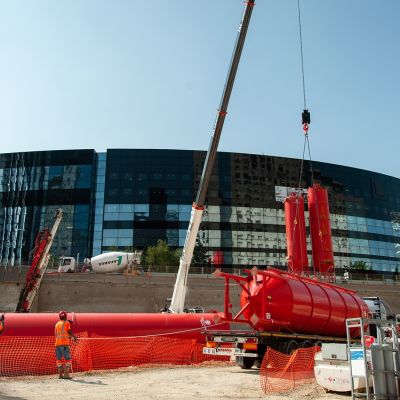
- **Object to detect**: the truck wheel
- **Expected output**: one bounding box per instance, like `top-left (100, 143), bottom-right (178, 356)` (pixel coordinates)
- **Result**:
top-left (236, 356), bottom-right (254, 369)
top-left (301, 340), bottom-right (313, 348)
top-left (315, 341), bottom-right (322, 349)
top-left (254, 358), bottom-right (262, 369)
top-left (284, 340), bottom-right (299, 355)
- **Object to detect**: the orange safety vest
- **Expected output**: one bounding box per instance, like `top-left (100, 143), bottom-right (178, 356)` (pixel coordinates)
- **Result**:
top-left (54, 320), bottom-right (71, 347)
top-left (0, 320), bottom-right (4, 335)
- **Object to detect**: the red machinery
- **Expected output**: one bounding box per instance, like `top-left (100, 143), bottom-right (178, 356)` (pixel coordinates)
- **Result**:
top-left (308, 184), bottom-right (335, 277)
top-left (15, 209), bottom-right (63, 313)
top-left (217, 267), bottom-right (369, 338)
top-left (1, 312), bottom-right (228, 342)
top-left (284, 193), bottom-right (309, 275)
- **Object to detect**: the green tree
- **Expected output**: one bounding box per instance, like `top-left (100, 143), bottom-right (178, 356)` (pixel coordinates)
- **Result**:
top-left (351, 261), bottom-right (369, 271)
top-left (192, 238), bottom-right (208, 265)
top-left (48, 255), bottom-right (60, 268)
top-left (145, 240), bottom-right (180, 266)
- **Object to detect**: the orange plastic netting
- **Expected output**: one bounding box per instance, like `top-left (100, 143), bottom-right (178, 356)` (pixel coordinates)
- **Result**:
top-left (259, 346), bottom-right (320, 394)
top-left (0, 333), bottom-right (230, 377)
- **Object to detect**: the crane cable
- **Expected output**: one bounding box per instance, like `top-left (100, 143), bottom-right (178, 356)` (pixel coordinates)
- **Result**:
top-left (294, 0), bottom-right (322, 277)
top-left (298, 0), bottom-right (307, 112)
top-left (296, 0), bottom-right (313, 186)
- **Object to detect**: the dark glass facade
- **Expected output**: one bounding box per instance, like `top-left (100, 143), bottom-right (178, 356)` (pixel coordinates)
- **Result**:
top-left (1, 149), bottom-right (399, 272)
top-left (0, 150), bottom-right (96, 265)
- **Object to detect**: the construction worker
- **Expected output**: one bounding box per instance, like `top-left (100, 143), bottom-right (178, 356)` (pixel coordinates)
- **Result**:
top-left (0, 314), bottom-right (4, 335)
top-left (55, 310), bottom-right (77, 379)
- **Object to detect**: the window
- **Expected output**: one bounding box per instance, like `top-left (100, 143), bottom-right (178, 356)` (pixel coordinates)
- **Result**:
top-left (102, 238), bottom-right (116, 246)
top-left (103, 229), bottom-right (118, 238)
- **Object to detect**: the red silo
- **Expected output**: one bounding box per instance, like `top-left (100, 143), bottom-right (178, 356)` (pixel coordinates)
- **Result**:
top-left (213, 250), bottom-right (224, 267)
top-left (284, 193), bottom-right (309, 275)
top-left (239, 268), bottom-right (368, 337)
top-left (308, 184), bottom-right (334, 275)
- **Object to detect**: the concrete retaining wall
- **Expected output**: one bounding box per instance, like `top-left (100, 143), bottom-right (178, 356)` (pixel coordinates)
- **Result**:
top-left (34, 273), bottom-right (240, 313)
top-left (0, 273), bottom-right (242, 314)
top-left (0, 267), bottom-right (28, 312)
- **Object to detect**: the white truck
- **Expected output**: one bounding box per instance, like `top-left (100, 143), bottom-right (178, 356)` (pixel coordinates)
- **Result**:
top-left (58, 251), bottom-right (141, 274)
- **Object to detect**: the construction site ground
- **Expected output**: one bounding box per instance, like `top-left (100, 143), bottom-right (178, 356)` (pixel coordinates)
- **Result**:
top-left (0, 364), bottom-right (349, 400)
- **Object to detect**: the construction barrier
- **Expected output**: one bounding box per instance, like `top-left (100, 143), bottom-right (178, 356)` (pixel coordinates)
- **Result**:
top-left (259, 346), bottom-right (320, 394)
top-left (0, 333), bottom-right (230, 377)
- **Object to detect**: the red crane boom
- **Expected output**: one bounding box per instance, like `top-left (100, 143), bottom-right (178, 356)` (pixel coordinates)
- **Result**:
top-left (15, 209), bottom-right (63, 312)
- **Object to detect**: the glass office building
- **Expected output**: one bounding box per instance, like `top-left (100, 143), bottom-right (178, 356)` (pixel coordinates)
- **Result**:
top-left (0, 150), bottom-right (96, 265)
top-left (1, 149), bottom-right (399, 272)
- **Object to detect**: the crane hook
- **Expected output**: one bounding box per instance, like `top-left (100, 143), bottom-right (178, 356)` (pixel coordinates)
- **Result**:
top-left (302, 109), bottom-right (310, 133)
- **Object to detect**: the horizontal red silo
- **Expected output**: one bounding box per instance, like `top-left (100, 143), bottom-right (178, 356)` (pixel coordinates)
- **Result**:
top-left (240, 268), bottom-right (368, 337)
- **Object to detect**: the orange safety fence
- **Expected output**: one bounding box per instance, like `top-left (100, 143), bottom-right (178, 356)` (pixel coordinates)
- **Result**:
top-left (0, 333), bottom-right (231, 377)
top-left (260, 346), bottom-right (320, 394)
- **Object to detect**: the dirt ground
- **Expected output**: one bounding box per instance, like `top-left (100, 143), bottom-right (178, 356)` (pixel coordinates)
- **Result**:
top-left (0, 364), bottom-right (350, 400)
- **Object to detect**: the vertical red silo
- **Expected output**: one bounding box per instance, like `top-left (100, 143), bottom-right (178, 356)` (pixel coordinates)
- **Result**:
top-left (213, 250), bottom-right (224, 267)
top-left (284, 193), bottom-right (309, 275)
top-left (308, 184), bottom-right (334, 275)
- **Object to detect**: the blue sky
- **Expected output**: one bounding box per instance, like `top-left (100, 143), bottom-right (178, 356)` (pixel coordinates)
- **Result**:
top-left (0, 1), bottom-right (399, 178)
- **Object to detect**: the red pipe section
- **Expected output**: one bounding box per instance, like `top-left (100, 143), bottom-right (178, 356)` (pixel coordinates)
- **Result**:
top-left (308, 184), bottom-right (335, 275)
top-left (1, 312), bottom-right (228, 343)
top-left (284, 193), bottom-right (309, 275)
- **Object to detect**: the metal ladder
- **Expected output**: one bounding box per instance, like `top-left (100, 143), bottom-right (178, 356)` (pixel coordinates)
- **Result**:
top-left (346, 317), bottom-right (400, 400)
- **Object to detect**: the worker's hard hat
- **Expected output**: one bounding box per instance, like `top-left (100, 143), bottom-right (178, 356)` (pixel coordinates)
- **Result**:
top-left (58, 310), bottom-right (68, 320)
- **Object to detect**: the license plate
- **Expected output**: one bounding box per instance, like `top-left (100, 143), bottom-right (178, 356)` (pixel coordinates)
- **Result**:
top-left (202, 347), bottom-right (257, 357)
top-left (203, 347), bottom-right (236, 356)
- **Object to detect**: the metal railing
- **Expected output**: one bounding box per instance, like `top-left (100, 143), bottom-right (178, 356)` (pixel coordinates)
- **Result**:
top-left (0, 264), bottom-right (399, 285)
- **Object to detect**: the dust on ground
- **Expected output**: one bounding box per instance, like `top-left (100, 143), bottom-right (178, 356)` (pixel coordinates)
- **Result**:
top-left (0, 363), bottom-right (350, 400)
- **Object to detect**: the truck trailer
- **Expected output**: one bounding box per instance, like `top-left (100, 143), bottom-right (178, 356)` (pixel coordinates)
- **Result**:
top-left (202, 267), bottom-right (396, 369)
